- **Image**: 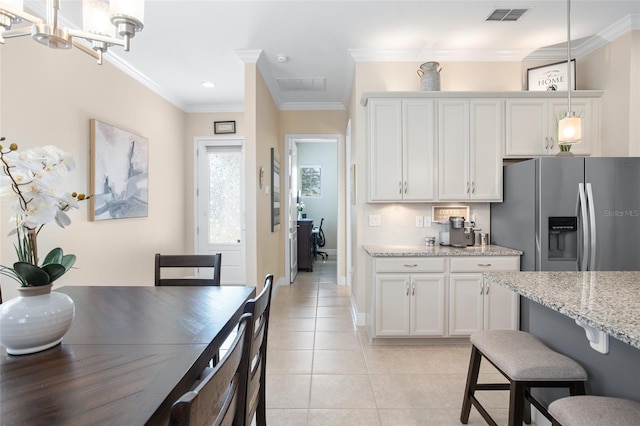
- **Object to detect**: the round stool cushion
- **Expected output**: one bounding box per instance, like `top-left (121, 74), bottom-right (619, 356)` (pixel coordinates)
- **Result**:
top-left (549, 396), bottom-right (640, 426)
top-left (470, 330), bottom-right (587, 381)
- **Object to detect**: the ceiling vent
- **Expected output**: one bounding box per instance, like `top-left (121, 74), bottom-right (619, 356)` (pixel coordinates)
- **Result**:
top-left (277, 77), bottom-right (326, 91)
top-left (486, 8), bottom-right (528, 22)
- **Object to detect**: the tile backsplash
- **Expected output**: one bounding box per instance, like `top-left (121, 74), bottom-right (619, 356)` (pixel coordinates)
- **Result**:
top-left (362, 203), bottom-right (490, 246)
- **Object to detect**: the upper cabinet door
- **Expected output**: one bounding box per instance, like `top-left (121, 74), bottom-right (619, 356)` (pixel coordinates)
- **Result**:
top-left (368, 98), bottom-right (403, 201)
top-left (438, 99), bottom-right (470, 200)
top-left (505, 99), bottom-right (548, 156)
top-left (470, 99), bottom-right (503, 201)
top-left (403, 99), bottom-right (436, 201)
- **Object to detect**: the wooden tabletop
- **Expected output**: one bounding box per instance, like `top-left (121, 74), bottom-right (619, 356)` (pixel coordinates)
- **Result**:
top-left (0, 285), bottom-right (256, 425)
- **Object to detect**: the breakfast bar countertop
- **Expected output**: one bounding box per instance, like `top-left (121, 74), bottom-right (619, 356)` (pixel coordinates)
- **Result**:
top-left (484, 271), bottom-right (640, 350)
top-left (364, 244), bottom-right (523, 257)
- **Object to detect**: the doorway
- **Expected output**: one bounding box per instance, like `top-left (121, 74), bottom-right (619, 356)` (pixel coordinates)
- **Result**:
top-left (284, 134), bottom-right (341, 285)
top-left (195, 137), bottom-right (246, 285)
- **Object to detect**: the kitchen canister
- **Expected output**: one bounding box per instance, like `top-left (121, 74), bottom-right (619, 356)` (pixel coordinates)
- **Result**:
top-left (417, 61), bottom-right (441, 91)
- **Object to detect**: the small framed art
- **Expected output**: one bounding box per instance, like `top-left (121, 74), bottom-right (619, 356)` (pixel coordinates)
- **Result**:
top-left (527, 60), bottom-right (576, 91)
top-left (214, 121), bottom-right (236, 134)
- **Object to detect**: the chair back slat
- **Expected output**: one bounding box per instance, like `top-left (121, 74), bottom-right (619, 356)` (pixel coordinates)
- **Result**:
top-left (170, 313), bottom-right (252, 426)
top-left (241, 274), bottom-right (273, 426)
top-left (155, 253), bottom-right (222, 286)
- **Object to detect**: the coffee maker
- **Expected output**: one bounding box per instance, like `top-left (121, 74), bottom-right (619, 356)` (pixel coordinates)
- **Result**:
top-left (449, 216), bottom-right (466, 247)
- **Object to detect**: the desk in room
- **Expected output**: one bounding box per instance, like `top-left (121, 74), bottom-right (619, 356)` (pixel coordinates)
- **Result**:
top-left (297, 219), bottom-right (314, 271)
top-left (0, 285), bottom-right (255, 425)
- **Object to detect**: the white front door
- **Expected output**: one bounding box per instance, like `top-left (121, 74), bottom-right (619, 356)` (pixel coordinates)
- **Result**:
top-left (196, 139), bottom-right (246, 285)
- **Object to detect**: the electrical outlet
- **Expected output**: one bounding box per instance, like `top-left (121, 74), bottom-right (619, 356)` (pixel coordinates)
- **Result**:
top-left (424, 216), bottom-right (432, 227)
top-left (415, 216), bottom-right (424, 227)
top-left (369, 214), bottom-right (381, 227)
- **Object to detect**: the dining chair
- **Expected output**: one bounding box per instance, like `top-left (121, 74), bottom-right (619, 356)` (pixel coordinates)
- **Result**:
top-left (241, 274), bottom-right (274, 426)
top-left (155, 253), bottom-right (222, 286)
top-left (169, 313), bottom-right (252, 426)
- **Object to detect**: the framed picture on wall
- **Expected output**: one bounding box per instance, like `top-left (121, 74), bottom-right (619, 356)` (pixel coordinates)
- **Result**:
top-left (300, 166), bottom-right (321, 197)
top-left (527, 60), bottom-right (576, 91)
top-left (271, 148), bottom-right (280, 232)
top-left (90, 119), bottom-right (149, 221)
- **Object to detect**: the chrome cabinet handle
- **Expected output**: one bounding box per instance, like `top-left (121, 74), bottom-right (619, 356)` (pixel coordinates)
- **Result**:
top-left (398, 181), bottom-right (402, 194)
top-left (404, 181), bottom-right (408, 194)
top-left (545, 137), bottom-right (549, 150)
top-left (477, 263), bottom-right (492, 267)
top-left (471, 181), bottom-right (475, 194)
top-left (404, 264), bottom-right (418, 268)
top-left (550, 137), bottom-right (555, 149)
top-left (412, 283), bottom-right (415, 296)
top-left (485, 281), bottom-right (490, 294)
top-left (406, 283), bottom-right (410, 296)
top-left (480, 282), bottom-right (484, 295)
top-left (466, 181), bottom-right (470, 194)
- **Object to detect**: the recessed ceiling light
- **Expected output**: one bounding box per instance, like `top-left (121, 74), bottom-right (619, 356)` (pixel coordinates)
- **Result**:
top-left (202, 81), bottom-right (215, 88)
top-left (276, 54), bottom-right (289, 63)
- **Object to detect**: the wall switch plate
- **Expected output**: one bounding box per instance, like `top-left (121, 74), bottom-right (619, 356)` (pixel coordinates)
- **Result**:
top-left (369, 214), bottom-right (381, 227)
top-left (415, 216), bottom-right (424, 227)
top-left (424, 216), bottom-right (432, 227)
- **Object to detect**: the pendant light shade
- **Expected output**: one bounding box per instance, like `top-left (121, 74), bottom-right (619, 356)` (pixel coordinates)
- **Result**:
top-left (558, 0), bottom-right (581, 145)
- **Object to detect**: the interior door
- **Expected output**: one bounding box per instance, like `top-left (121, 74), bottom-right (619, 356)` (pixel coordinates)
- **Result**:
top-left (196, 140), bottom-right (246, 285)
top-left (289, 142), bottom-right (298, 282)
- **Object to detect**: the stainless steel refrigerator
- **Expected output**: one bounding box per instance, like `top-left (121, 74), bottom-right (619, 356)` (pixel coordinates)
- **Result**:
top-left (491, 157), bottom-right (640, 272)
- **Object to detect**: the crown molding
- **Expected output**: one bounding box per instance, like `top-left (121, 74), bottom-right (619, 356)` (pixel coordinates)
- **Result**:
top-left (235, 49), bottom-right (262, 63)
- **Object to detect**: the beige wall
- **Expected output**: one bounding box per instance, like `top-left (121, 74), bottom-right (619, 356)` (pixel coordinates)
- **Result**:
top-left (255, 69), bottom-right (282, 289)
top-left (1, 38), bottom-right (186, 301)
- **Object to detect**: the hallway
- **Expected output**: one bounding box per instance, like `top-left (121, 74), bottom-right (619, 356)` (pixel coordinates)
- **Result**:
top-left (265, 260), bottom-right (511, 425)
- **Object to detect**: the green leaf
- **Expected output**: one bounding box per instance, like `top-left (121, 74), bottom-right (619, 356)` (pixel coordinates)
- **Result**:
top-left (42, 263), bottom-right (67, 282)
top-left (42, 247), bottom-right (64, 266)
top-left (13, 262), bottom-right (51, 286)
top-left (60, 254), bottom-right (76, 271)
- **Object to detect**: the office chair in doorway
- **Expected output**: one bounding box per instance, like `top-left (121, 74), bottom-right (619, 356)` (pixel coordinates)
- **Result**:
top-left (315, 218), bottom-right (328, 260)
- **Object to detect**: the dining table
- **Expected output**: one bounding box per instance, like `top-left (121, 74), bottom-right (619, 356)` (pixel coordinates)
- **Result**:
top-left (0, 284), bottom-right (256, 425)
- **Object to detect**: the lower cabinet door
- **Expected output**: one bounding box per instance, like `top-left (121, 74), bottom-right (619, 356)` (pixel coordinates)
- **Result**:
top-left (375, 275), bottom-right (410, 336)
top-left (448, 273), bottom-right (484, 336)
top-left (484, 278), bottom-right (519, 330)
top-left (410, 274), bottom-right (445, 336)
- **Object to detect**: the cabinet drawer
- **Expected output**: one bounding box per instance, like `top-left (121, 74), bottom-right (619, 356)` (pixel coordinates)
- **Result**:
top-left (450, 256), bottom-right (519, 272)
top-left (376, 257), bottom-right (445, 273)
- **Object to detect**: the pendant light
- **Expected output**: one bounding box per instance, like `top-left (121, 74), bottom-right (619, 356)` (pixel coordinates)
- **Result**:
top-left (558, 0), bottom-right (581, 144)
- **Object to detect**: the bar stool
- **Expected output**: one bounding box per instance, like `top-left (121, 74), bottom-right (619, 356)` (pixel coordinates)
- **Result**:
top-left (549, 396), bottom-right (640, 426)
top-left (460, 330), bottom-right (588, 426)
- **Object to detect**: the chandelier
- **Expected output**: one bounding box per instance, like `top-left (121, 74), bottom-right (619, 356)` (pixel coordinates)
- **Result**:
top-left (0, 0), bottom-right (144, 65)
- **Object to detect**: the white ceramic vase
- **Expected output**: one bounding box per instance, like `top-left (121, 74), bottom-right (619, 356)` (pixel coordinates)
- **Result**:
top-left (0, 284), bottom-right (75, 355)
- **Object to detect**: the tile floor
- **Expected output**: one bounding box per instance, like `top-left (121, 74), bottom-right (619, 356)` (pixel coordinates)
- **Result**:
top-left (265, 259), bottom-right (515, 425)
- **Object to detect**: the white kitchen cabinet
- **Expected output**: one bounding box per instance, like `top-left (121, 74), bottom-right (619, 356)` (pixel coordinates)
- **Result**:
top-left (368, 98), bottom-right (436, 202)
top-left (438, 99), bottom-right (503, 202)
top-left (373, 258), bottom-right (445, 337)
top-left (505, 97), bottom-right (596, 157)
top-left (448, 256), bottom-right (519, 336)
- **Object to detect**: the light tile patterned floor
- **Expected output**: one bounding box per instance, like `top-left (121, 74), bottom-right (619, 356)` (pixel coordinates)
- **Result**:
top-left (266, 260), bottom-right (516, 425)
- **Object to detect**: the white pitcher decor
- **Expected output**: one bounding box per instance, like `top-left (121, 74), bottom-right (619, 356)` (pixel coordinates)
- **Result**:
top-left (0, 137), bottom-right (89, 355)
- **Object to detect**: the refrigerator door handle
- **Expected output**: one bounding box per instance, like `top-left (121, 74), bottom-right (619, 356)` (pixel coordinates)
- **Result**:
top-left (586, 183), bottom-right (597, 271)
top-left (577, 183), bottom-right (589, 271)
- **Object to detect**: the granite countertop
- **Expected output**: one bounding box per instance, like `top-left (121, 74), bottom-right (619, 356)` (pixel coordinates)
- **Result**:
top-left (364, 244), bottom-right (523, 257)
top-left (484, 271), bottom-right (640, 349)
